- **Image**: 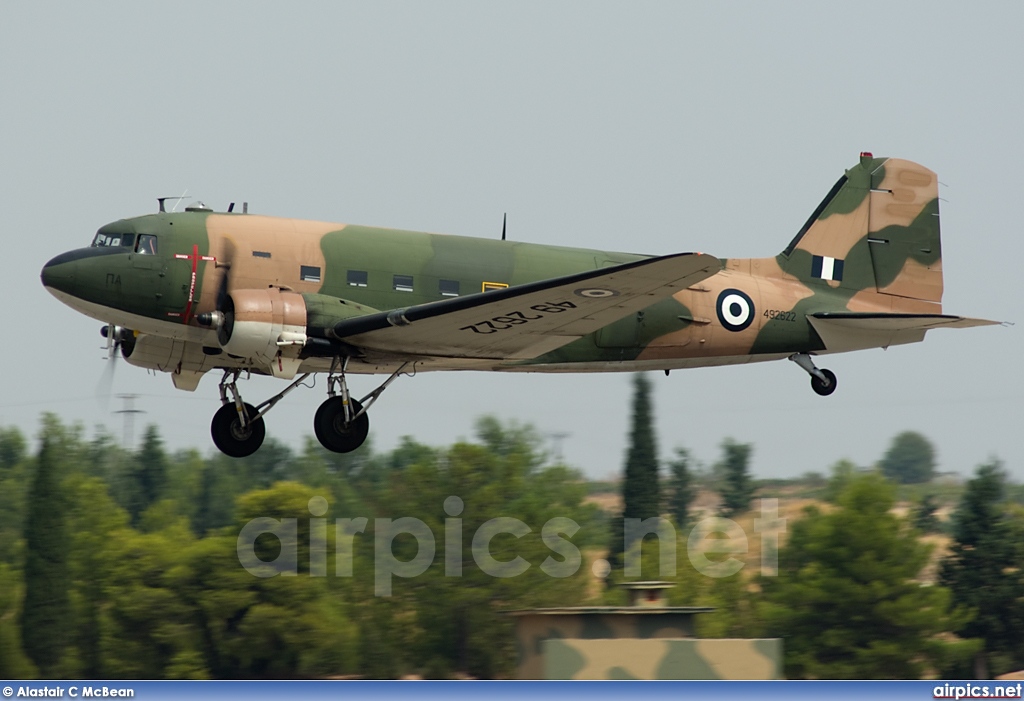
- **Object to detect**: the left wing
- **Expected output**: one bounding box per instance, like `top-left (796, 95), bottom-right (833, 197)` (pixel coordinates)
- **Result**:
top-left (808, 312), bottom-right (1001, 352)
top-left (331, 252), bottom-right (721, 359)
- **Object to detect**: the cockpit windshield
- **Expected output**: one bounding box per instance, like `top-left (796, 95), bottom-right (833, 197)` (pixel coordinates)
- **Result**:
top-left (91, 232), bottom-right (136, 249)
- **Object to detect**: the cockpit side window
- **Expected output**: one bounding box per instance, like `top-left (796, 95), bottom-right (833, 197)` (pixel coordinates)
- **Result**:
top-left (136, 234), bottom-right (158, 255)
top-left (91, 233), bottom-right (136, 249)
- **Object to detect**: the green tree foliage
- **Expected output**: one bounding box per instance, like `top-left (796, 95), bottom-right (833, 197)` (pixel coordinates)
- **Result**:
top-left (0, 427), bottom-right (26, 472)
top-left (612, 374), bottom-right (661, 565)
top-left (0, 428), bottom-right (30, 566)
top-left (913, 494), bottom-right (941, 534)
top-left (667, 447), bottom-right (696, 528)
top-left (940, 461), bottom-right (1024, 678)
top-left (20, 415), bottom-right (72, 676)
top-left (717, 438), bottom-right (754, 517)
top-left (126, 425), bottom-right (169, 526)
top-left (880, 431), bottom-right (936, 484)
top-left (0, 563), bottom-right (37, 678)
top-left (3, 411), bottom-right (1012, 681)
top-left (760, 473), bottom-right (976, 679)
top-left (347, 418), bottom-right (596, 678)
top-left (621, 374), bottom-right (660, 521)
top-left (821, 460), bottom-right (858, 503)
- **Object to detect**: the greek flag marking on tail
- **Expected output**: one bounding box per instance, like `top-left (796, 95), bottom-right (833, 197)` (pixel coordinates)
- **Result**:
top-left (811, 255), bottom-right (844, 282)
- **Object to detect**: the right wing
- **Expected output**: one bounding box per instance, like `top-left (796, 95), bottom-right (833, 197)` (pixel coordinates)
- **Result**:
top-left (331, 252), bottom-right (721, 359)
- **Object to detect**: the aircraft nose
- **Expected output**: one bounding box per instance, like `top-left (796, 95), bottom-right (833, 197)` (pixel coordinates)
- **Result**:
top-left (41, 246), bottom-right (123, 298)
top-left (41, 253), bottom-right (75, 294)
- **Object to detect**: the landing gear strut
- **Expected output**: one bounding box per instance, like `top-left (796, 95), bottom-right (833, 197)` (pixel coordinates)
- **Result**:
top-left (210, 369), bottom-right (310, 458)
top-left (313, 358), bottom-right (410, 454)
top-left (789, 353), bottom-right (837, 396)
top-left (209, 360), bottom-right (412, 457)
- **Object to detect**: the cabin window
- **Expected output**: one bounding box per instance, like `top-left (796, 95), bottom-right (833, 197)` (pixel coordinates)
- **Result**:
top-left (439, 279), bottom-right (459, 297)
top-left (393, 274), bottom-right (414, 292)
top-left (347, 270), bottom-right (368, 287)
top-left (300, 265), bottom-right (321, 282)
top-left (252, 250), bottom-right (272, 259)
top-left (482, 281), bottom-right (508, 292)
top-left (91, 233), bottom-right (135, 249)
top-left (136, 234), bottom-right (158, 255)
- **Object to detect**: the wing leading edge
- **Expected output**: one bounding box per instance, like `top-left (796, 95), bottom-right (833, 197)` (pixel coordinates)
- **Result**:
top-left (330, 252), bottom-right (722, 359)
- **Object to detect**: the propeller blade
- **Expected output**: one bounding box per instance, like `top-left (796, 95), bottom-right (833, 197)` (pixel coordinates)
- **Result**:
top-left (215, 238), bottom-right (236, 313)
top-left (96, 347), bottom-right (118, 413)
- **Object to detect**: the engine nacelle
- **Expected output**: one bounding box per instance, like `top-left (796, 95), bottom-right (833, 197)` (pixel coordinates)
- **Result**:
top-left (122, 334), bottom-right (234, 391)
top-left (219, 288), bottom-right (308, 378)
top-left (122, 333), bottom-right (184, 371)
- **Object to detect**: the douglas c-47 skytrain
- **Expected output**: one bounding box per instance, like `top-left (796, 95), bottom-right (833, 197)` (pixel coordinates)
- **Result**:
top-left (41, 154), bottom-right (997, 457)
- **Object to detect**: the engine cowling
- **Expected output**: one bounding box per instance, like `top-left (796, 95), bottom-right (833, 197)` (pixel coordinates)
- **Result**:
top-left (121, 334), bottom-right (237, 391)
top-left (218, 288), bottom-right (308, 378)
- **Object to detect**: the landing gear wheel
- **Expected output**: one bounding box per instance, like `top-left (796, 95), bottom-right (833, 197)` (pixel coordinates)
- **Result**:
top-left (314, 397), bottom-right (369, 453)
top-left (211, 402), bottom-right (266, 457)
top-left (811, 369), bottom-right (837, 396)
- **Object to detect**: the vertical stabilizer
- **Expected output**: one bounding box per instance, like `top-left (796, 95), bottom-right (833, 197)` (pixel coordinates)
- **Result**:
top-left (780, 154), bottom-right (943, 306)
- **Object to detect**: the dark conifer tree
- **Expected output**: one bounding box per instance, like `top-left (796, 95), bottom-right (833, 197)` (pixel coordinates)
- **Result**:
top-left (718, 438), bottom-right (754, 517)
top-left (127, 425), bottom-right (168, 525)
top-left (940, 461), bottom-right (1024, 678)
top-left (21, 420), bottom-right (71, 676)
top-left (667, 447), bottom-right (696, 528)
top-left (610, 374), bottom-right (661, 567)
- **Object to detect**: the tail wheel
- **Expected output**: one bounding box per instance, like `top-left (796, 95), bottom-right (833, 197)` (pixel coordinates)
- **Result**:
top-left (811, 369), bottom-right (838, 396)
top-left (314, 397), bottom-right (369, 453)
top-left (211, 402), bottom-right (266, 457)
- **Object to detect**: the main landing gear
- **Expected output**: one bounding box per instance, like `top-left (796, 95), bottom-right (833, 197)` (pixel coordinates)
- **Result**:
top-left (209, 359), bottom-right (412, 458)
top-left (789, 353), bottom-right (837, 397)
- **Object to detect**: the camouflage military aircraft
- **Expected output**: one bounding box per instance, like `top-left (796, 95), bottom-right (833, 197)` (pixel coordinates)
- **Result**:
top-left (41, 154), bottom-right (996, 457)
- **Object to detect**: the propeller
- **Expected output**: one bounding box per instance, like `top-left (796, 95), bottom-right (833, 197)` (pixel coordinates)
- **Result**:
top-left (97, 324), bottom-right (135, 411)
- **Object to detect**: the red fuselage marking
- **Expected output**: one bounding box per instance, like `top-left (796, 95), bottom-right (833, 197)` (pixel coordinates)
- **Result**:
top-left (174, 246), bottom-right (215, 324)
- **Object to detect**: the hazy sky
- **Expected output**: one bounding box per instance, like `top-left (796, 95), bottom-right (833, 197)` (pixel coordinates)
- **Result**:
top-left (2, 2), bottom-right (1020, 480)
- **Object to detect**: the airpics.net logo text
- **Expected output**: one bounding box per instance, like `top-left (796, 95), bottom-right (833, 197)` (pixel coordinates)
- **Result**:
top-left (236, 496), bottom-right (786, 596)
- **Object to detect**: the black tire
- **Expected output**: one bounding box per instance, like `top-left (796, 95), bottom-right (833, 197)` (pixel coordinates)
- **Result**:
top-left (811, 368), bottom-right (837, 397)
top-left (314, 396), bottom-right (369, 453)
top-left (211, 402), bottom-right (266, 457)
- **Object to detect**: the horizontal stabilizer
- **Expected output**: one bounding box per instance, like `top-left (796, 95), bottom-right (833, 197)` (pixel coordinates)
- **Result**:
top-left (332, 252), bottom-right (721, 359)
top-left (808, 312), bottom-right (1000, 352)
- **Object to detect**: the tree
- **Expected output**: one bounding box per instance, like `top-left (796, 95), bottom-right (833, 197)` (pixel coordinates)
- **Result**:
top-left (0, 427), bottom-right (26, 473)
top-left (336, 418), bottom-right (595, 679)
top-left (940, 461), bottom-right (1024, 678)
top-left (821, 460), bottom-right (858, 503)
top-left (880, 431), bottom-right (936, 484)
top-left (20, 416), bottom-right (72, 676)
top-left (612, 374), bottom-right (661, 565)
top-left (667, 447), bottom-right (696, 528)
top-left (126, 425), bottom-right (168, 526)
top-left (760, 473), bottom-right (976, 679)
top-left (717, 438), bottom-right (754, 517)
top-left (913, 494), bottom-right (941, 534)
top-left (0, 564), bottom-right (37, 678)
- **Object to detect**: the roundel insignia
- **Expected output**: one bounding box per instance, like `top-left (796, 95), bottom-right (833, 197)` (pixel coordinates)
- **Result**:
top-left (716, 288), bottom-right (755, 332)
top-left (574, 287), bottom-right (619, 298)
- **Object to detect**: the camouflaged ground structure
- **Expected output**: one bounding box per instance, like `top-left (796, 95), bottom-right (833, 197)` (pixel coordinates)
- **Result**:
top-left (543, 639), bottom-right (783, 680)
top-left (41, 154), bottom-right (963, 388)
top-left (510, 593), bottom-right (783, 680)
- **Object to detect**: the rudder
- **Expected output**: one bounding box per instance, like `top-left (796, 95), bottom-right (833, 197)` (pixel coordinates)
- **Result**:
top-left (780, 153), bottom-right (943, 307)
